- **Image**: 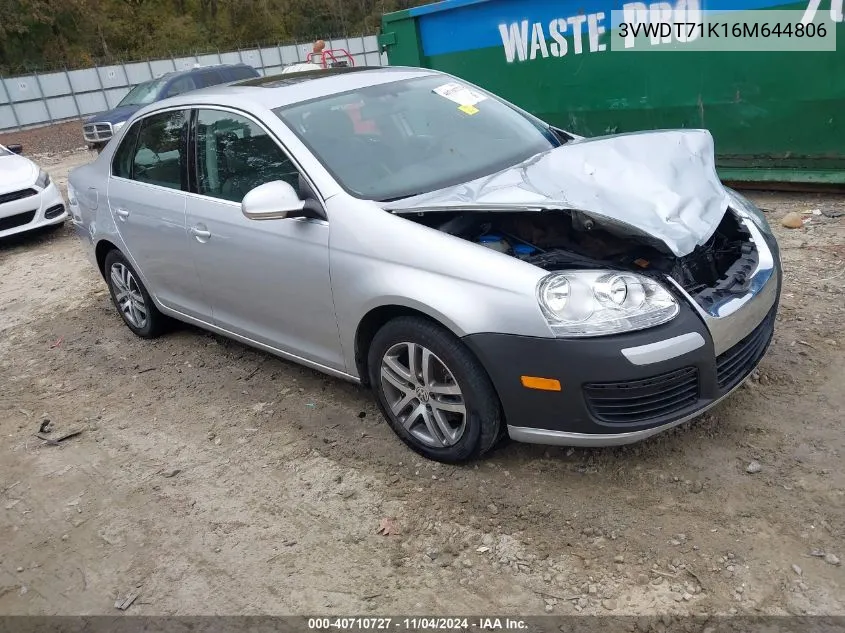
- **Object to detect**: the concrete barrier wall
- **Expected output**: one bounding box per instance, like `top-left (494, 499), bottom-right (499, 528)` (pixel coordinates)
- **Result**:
top-left (0, 36), bottom-right (385, 131)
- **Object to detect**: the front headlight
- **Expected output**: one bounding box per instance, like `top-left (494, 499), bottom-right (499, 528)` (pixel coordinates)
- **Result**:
top-left (537, 270), bottom-right (679, 337)
top-left (726, 187), bottom-right (772, 236)
top-left (35, 169), bottom-right (50, 189)
top-left (112, 121), bottom-right (126, 133)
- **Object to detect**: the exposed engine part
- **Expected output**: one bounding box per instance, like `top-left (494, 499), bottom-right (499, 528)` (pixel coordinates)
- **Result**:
top-left (665, 212), bottom-right (754, 297)
top-left (409, 208), bottom-right (753, 303)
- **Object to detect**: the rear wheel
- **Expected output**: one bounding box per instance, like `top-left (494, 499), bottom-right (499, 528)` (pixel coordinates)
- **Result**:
top-left (368, 317), bottom-right (502, 463)
top-left (104, 250), bottom-right (165, 338)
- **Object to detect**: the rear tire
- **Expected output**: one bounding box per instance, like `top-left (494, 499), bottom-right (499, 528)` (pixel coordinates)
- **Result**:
top-left (104, 250), bottom-right (165, 339)
top-left (368, 317), bottom-right (502, 463)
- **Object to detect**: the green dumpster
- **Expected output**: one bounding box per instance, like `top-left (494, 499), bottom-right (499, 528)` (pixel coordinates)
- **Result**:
top-left (380, 0), bottom-right (845, 186)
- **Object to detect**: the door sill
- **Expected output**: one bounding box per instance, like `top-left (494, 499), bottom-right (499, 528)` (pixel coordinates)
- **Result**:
top-left (157, 303), bottom-right (360, 384)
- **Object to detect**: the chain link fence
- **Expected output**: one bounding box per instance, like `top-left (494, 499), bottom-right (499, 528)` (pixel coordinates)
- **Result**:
top-left (0, 35), bottom-right (385, 132)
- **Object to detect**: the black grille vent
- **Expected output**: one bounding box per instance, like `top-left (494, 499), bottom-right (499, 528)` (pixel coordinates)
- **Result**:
top-left (0, 188), bottom-right (37, 205)
top-left (0, 210), bottom-right (36, 231)
top-left (584, 367), bottom-right (699, 424)
top-left (716, 309), bottom-right (776, 391)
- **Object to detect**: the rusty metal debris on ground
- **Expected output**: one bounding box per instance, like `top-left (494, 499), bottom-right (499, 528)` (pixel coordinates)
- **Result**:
top-left (35, 424), bottom-right (84, 445)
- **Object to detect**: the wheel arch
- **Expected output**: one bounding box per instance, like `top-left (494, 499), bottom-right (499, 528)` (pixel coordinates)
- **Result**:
top-left (354, 302), bottom-right (466, 387)
top-left (95, 239), bottom-right (119, 279)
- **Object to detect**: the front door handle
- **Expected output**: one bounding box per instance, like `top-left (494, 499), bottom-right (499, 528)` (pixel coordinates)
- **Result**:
top-left (189, 226), bottom-right (211, 241)
top-left (114, 207), bottom-right (129, 220)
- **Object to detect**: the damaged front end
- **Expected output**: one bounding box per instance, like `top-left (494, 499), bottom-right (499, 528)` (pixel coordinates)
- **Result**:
top-left (402, 201), bottom-right (766, 321)
top-left (386, 129), bottom-right (732, 258)
top-left (386, 129), bottom-right (779, 352)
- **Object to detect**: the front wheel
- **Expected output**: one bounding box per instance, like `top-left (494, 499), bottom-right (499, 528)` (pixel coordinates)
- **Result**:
top-left (368, 317), bottom-right (502, 463)
top-left (104, 250), bottom-right (166, 338)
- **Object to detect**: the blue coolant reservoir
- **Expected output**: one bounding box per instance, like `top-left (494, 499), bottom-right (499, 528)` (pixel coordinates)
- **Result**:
top-left (478, 234), bottom-right (509, 253)
top-left (512, 244), bottom-right (536, 258)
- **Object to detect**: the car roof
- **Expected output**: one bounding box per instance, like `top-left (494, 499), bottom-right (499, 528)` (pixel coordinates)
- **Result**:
top-left (144, 66), bottom-right (438, 113)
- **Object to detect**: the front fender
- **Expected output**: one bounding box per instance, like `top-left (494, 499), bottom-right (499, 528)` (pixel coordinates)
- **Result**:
top-left (327, 195), bottom-right (556, 377)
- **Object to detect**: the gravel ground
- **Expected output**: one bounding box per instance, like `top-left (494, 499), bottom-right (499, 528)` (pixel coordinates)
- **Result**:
top-left (0, 148), bottom-right (843, 618)
top-left (0, 120), bottom-right (88, 156)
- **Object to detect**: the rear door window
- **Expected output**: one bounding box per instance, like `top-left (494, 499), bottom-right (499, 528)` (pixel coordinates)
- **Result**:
top-left (132, 110), bottom-right (189, 190)
top-left (111, 120), bottom-right (143, 179)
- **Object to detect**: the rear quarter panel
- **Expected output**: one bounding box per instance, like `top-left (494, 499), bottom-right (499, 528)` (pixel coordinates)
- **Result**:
top-left (68, 155), bottom-right (132, 278)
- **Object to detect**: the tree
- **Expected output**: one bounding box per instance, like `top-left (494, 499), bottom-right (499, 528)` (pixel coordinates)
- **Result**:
top-left (0, 0), bottom-right (432, 73)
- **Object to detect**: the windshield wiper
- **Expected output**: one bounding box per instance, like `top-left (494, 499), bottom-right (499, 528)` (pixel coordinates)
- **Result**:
top-left (379, 192), bottom-right (429, 203)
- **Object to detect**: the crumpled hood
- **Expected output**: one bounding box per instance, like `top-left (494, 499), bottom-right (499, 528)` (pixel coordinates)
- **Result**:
top-left (0, 154), bottom-right (38, 192)
top-left (385, 129), bottom-right (729, 258)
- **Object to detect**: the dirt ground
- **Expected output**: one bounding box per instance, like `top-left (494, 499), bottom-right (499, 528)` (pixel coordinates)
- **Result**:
top-left (0, 148), bottom-right (843, 618)
top-left (0, 120), bottom-right (87, 156)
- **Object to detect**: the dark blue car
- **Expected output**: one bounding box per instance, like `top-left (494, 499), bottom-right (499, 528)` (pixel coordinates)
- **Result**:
top-left (82, 63), bottom-right (260, 151)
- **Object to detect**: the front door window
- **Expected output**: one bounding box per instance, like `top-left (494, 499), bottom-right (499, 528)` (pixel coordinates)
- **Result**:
top-left (195, 109), bottom-right (300, 203)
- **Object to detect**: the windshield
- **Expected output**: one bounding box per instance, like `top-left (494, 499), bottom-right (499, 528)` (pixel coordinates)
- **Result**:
top-left (275, 76), bottom-right (559, 201)
top-left (0, 146), bottom-right (11, 156)
top-left (117, 77), bottom-right (168, 107)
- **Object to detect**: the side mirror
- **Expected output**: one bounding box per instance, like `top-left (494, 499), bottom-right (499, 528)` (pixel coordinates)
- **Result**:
top-left (7, 144), bottom-right (23, 154)
top-left (241, 180), bottom-right (324, 221)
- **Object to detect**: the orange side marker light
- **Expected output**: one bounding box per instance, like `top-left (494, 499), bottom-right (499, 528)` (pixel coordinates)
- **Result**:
top-left (520, 376), bottom-right (562, 392)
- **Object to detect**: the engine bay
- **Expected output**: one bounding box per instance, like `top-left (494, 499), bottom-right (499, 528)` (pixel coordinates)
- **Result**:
top-left (408, 208), bottom-right (756, 300)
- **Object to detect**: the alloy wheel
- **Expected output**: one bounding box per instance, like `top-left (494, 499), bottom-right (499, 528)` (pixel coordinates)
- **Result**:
top-left (110, 262), bottom-right (148, 329)
top-left (379, 342), bottom-right (467, 447)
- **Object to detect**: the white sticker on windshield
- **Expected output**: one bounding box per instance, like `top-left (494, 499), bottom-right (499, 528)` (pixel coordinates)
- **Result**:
top-left (433, 82), bottom-right (488, 107)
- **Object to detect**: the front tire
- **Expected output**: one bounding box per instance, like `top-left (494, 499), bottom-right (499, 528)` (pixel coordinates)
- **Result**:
top-left (368, 317), bottom-right (502, 463)
top-left (104, 250), bottom-right (165, 338)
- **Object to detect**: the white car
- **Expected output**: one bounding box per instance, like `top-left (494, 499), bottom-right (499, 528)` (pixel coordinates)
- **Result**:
top-left (0, 144), bottom-right (67, 238)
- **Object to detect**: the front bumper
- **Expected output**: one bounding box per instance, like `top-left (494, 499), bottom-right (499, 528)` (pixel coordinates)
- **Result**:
top-left (463, 225), bottom-right (782, 447)
top-left (0, 182), bottom-right (67, 239)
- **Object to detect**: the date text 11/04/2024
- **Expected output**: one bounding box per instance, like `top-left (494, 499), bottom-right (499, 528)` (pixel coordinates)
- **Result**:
top-left (498, 0), bottom-right (842, 61)
top-left (307, 618), bottom-right (528, 630)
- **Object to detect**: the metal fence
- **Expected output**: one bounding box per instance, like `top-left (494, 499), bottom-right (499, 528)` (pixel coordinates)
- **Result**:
top-left (0, 35), bottom-right (385, 132)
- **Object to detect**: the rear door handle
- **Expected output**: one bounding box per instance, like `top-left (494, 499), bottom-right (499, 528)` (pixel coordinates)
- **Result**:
top-left (114, 207), bottom-right (129, 219)
top-left (189, 226), bottom-right (211, 240)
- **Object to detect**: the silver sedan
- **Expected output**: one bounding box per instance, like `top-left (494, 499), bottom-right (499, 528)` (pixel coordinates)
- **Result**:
top-left (68, 67), bottom-right (780, 462)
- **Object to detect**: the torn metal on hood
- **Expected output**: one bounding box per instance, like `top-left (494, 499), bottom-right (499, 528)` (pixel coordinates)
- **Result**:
top-left (385, 129), bottom-right (730, 258)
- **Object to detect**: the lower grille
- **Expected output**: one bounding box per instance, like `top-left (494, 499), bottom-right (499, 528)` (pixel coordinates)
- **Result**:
top-left (0, 210), bottom-right (37, 231)
top-left (584, 367), bottom-right (699, 424)
top-left (0, 188), bottom-right (37, 205)
top-left (83, 123), bottom-right (113, 142)
top-left (716, 308), bottom-right (776, 391)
